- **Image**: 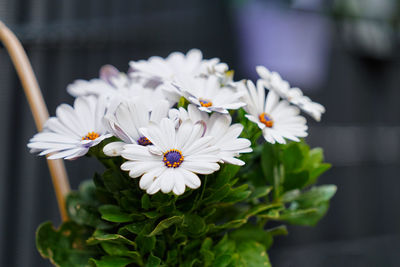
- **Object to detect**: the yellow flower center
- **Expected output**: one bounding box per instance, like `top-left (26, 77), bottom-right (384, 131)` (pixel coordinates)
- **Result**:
top-left (259, 113), bottom-right (274, 128)
top-left (199, 99), bottom-right (212, 107)
top-left (82, 131), bottom-right (100, 140)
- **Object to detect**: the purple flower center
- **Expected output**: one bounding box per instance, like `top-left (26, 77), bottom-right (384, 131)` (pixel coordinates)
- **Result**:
top-left (137, 136), bottom-right (152, 146)
top-left (163, 149), bottom-right (184, 168)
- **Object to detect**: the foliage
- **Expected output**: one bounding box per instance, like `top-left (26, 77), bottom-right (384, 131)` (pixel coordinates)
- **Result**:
top-left (36, 136), bottom-right (334, 267)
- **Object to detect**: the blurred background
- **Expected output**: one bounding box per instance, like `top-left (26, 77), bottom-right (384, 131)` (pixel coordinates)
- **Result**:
top-left (0, 0), bottom-right (400, 266)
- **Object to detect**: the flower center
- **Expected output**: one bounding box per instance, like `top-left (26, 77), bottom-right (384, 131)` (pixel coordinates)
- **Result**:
top-left (82, 131), bottom-right (100, 140)
top-left (199, 99), bottom-right (212, 107)
top-left (259, 113), bottom-right (274, 128)
top-left (163, 149), bottom-right (184, 168)
top-left (137, 136), bottom-right (152, 146)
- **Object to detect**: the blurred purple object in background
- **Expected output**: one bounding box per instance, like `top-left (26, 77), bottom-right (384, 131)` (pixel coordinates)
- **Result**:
top-left (234, 1), bottom-right (332, 91)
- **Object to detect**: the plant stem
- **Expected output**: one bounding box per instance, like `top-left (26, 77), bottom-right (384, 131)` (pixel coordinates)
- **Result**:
top-left (0, 21), bottom-right (70, 221)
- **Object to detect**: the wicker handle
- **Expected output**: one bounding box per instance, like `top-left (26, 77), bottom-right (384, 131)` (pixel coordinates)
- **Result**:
top-left (0, 21), bottom-right (70, 221)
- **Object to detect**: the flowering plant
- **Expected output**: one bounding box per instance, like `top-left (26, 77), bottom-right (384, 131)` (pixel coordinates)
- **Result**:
top-left (31, 49), bottom-right (335, 267)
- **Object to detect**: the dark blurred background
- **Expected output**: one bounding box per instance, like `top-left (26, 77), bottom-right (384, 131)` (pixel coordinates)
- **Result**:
top-left (0, 0), bottom-right (400, 266)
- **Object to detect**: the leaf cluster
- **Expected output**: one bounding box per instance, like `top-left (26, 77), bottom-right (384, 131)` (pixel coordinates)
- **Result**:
top-left (36, 141), bottom-right (335, 267)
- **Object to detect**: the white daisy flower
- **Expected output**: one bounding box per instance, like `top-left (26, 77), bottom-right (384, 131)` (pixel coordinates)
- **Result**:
top-left (240, 80), bottom-right (308, 144)
top-left (67, 65), bottom-right (170, 113)
top-left (256, 66), bottom-right (325, 121)
top-left (169, 104), bottom-right (252, 166)
top-left (173, 75), bottom-right (246, 114)
top-left (103, 99), bottom-right (170, 157)
top-left (120, 118), bottom-right (220, 195)
top-left (28, 96), bottom-right (111, 160)
top-left (129, 49), bottom-right (228, 87)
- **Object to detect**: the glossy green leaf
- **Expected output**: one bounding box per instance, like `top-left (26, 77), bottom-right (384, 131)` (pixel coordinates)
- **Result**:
top-left (148, 216), bottom-right (183, 236)
top-left (282, 142), bottom-right (305, 172)
top-left (89, 255), bottom-right (133, 267)
top-left (182, 214), bottom-right (207, 237)
top-left (248, 186), bottom-right (272, 200)
top-left (136, 235), bottom-right (156, 255)
top-left (98, 205), bottom-right (133, 223)
top-left (283, 170), bottom-right (309, 191)
top-left (260, 142), bottom-right (278, 185)
top-left (141, 194), bottom-right (151, 210)
top-left (234, 241), bottom-right (271, 267)
top-left (145, 253), bottom-right (161, 267)
top-left (229, 224), bottom-right (273, 249)
top-left (86, 230), bottom-right (136, 247)
top-left (294, 185), bottom-right (337, 207)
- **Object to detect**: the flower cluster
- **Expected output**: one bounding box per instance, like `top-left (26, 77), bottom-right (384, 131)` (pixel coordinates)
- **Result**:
top-left (28, 49), bottom-right (325, 195)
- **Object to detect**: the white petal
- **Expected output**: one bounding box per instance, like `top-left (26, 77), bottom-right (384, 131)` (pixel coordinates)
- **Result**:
top-left (121, 161), bottom-right (163, 178)
top-left (47, 147), bottom-right (87, 160)
top-left (160, 169), bottom-right (175, 193)
top-left (179, 168), bottom-right (201, 189)
top-left (103, 142), bottom-right (125, 157)
top-left (139, 167), bottom-right (165, 189)
top-left (150, 100), bottom-right (169, 123)
top-left (181, 161), bottom-right (220, 174)
top-left (172, 170), bottom-right (186, 195)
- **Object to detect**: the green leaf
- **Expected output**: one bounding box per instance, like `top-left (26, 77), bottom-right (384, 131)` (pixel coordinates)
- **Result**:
top-left (214, 235), bottom-right (236, 256)
top-left (229, 224), bottom-right (273, 250)
top-left (102, 169), bottom-right (130, 193)
top-left (305, 147), bottom-right (323, 168)
top-left (282, 142), bottom-right (305, 172)
top-left (309, 163), bottom-right (331, 183)
top-left (266, 225), bottom-right (288, 237)
top-left (222, 184), bottom-right (251, 203)
top-left (249, 186), bottom-right (272, 200)
top-left (89, 256), bottom-right (133, 267)
top-left (200, 238), bottom-right (215, 266)
top-left (260, 142), bottom-right (278, 185)
top-left (141, 194), bottom-right (151, 210)
top-left (135, 235), bottom-right (156, 255)
top-left (145, 253), bottom-right (161, 267)
top-left (98, 205), bottom-right (133, 223)
top-left (283, 171), bottom-right (309, 191)
top-left (234, 241), bottom-right (271, 267)
top-left (209, 219), bottom-right (247, 233)
top-left (203, 185), bottom-right (231, 205)
top-left (182, 214), bottom-right (207, 237)
top-left (120, 221), bottom-right (147, 235)
top-left (148, 215), bottom-right (183, 236)
top-left (86, 230), bottom-right (136, 247)
top-left (244, 203), bottom-right (282, 219)
top-left (280, 204), bottom-right (330, 226)
top-left (36, 221), bottom-right (99, 267)
top-left (214, 164), bottom-right (241, 188)
top-left (212, 254), bottom-right (232, 267)
top-left (143, 211), bottom-right (160, 219)
top-left (66, 181), bottom-right (112, 230)
top-left (293, 185), bottom-right (337, 207)
top-left (166, 249), bottom-right (178, 265)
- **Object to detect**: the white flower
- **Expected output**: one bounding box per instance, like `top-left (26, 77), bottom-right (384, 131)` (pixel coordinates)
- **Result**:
top-left (67, 65), bottom-right (170, 113)
top-left (256, 66), bottom-right (325, 121)
top-left (240, 80), bottom-right (308, 144)
top-left (173, 75), bottom-right (246, 114)
top-left (120, 118), bottom-right (220, 195)
top-left (169, 104), bottom-right (252, 166)
top-left (103, 99), bottom-right (170, 157)
top-left (28, 96), bottom-right (111, 160)
top-left (129, 49), bottom-right (227, 87)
